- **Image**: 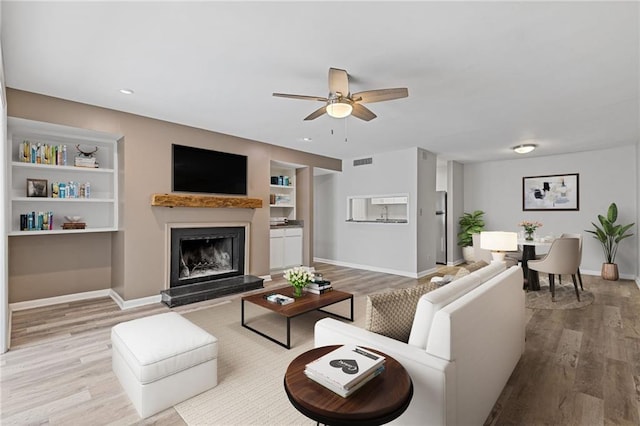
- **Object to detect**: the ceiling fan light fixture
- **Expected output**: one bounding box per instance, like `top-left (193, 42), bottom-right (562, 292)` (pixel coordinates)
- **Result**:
top-left (326, 99), bottom-right (353, 119)
top-left (513, 144), bottom-right (536, 154)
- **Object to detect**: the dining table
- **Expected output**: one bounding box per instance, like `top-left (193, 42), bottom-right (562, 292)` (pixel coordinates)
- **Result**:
top-left (518, 238), bottom-right (553, 291)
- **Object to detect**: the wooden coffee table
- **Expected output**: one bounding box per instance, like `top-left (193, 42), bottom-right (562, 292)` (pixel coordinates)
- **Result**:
top-left (284, 345), bottom-right (413, 426)
top-left (241, 287), bottom-right (353, 349)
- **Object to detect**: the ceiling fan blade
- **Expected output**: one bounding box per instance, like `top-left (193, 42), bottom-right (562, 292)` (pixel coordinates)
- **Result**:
top-left (328, 68), bottom-right (349, 96)
top-left (273, 93), bottom-right (328, 102)
top-left (352, 88), bottom-right (408, 103)
top-left (351, 103), bottom-right (377, 121)
top-left (304, 106), bottom-right (327, 121)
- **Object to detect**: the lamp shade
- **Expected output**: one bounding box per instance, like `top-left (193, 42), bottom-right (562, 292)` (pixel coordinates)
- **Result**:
top-left (480, 231), bottom-right (518, 252)
top-left (326, 100), bottom-right (353, 118)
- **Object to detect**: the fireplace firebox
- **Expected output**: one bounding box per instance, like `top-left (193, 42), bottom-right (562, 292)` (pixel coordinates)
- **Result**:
top-left (161, 225), bottom-right (263, 307)
top-left (170, 226), bottom-right (245, 287)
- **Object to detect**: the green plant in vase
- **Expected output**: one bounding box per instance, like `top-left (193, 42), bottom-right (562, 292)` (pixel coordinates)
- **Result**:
top-left (283, 266), bottom-right (313, 297)
top-left (585, 202), bottom-right (634, 281)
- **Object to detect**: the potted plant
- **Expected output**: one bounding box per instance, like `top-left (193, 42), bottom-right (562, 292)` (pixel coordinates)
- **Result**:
top-left (457, 210), bottom-right (485, 263)
top-left (585, 202), bottom-right (634, 281)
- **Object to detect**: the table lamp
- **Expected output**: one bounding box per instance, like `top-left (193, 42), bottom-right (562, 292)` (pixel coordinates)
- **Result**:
top-left (480, 231), bottom-right (518, 263)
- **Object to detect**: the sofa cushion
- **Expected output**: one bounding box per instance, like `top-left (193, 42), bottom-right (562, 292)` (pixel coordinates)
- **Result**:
top-left (407, 261), bottom-right (506, 349)
top-left (365, 283), bottom-right (438, 342)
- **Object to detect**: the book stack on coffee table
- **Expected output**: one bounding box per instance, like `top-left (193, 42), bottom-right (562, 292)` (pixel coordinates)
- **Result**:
top-left (304, 345), bottom-right (385, 397)
top-left (305, 279), bottom-right (332, 294)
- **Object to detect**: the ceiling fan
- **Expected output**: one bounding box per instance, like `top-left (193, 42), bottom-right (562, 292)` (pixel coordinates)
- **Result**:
top-left (273, 68), bottom-right (408, 121)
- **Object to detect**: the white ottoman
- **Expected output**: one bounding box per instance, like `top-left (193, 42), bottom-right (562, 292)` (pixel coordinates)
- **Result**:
top-left (111, 312), bottom-right (218, 418)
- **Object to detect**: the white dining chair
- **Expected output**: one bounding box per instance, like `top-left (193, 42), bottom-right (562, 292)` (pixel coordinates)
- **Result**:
top-left (527, 238), bottom-right (581, 302)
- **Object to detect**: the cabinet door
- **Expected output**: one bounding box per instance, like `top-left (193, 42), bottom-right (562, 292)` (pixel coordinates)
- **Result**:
top-left (270, 233), bottom-right (285, 269)
top-left (283, 232), bottom-right (303, 267)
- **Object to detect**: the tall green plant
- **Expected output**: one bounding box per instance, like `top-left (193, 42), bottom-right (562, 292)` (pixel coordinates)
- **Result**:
top-left (585, 203), bottom-right (634, 264)
top-left (457, 210), bottom-right (485, 247)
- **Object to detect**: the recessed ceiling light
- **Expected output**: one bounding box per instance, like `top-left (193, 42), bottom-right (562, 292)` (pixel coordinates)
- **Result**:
top-left (300, 137), bottom-right (313, 142)
top-left (513, 144), bottom-right (536, 154)
top-left (119, 88), bottom-right (134, 95)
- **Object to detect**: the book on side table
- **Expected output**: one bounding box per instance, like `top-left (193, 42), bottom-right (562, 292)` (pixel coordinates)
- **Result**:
top-left (304, 345), bottom-right (385, 397)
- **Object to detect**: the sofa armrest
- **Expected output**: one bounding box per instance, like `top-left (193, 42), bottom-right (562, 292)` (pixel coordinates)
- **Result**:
top-left (315, 318), bottom-right (456, 425)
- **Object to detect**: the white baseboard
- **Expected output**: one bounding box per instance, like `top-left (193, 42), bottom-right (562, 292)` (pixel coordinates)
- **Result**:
top-left (314, 257), bottom-right (420, 279)
top-left (9, 289), bottom-right (111, 311)
top-left (109, 290), bottom-right (161, 310)
top-left (579, 268), bottom-right (636, 281)
top-left (259, 274), bottom-right (272, 282)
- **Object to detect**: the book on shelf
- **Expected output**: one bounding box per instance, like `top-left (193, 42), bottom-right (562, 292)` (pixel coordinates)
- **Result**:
top-left (265, 293), bottom-right (294, 305)
top-left (305, 365), bottom-right (385, 398)
top-left (305, 345), bottom-right (385, 391)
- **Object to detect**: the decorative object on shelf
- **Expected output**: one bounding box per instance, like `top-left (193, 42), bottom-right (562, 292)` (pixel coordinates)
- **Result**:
top-left (585, 202), bottom-right (634, 281)
top-left (522, 173), bottom-right (579, 211)
top-left (519, 220), bottom-right (543, 241)
top-left (26, 178), bottom-right (48, 197)
top-left (62, 221), bottom-right (87, 230)
top-left (65, 215), bottom-right (83, 223)
top-left (283, 266), bottom-right (313, 297)
top-left (75, 145), bottom-right (99, 168)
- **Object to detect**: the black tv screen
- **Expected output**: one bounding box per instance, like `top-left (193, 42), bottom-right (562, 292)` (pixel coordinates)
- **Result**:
top-left (172, 144), bottom-right (247, 195)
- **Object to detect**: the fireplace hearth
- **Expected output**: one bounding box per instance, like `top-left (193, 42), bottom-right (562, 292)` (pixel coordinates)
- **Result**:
top-left (161, 225), bottom-right (263, 307)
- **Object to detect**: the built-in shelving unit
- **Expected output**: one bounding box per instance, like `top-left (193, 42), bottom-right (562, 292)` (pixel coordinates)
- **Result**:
top-left (270, 162), bottom-right (296, 221)
top-left (6, 117), bottom-right (121, 236)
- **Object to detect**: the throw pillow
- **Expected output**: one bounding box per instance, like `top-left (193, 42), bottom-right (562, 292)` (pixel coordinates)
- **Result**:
top-left (464, 260), bottom-right (489, 273)
top-left (453, 267), bottom-right (470, 280)
top-left (365, 284), bottom-right (437, 342)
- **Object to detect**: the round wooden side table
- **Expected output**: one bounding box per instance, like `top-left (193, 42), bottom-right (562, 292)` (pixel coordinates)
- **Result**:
top-left (284, 345), bottom-right (413, 426)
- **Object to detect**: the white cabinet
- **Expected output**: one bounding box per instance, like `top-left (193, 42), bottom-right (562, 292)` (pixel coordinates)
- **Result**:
top-left (270, 227), bottom-right (303, 270)
top-left (283, 228), bottom-right (303, 267)
top-left (6, 117), bottom-right (121, 236)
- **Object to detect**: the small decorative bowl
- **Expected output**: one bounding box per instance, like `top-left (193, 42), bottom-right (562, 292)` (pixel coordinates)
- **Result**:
top-left (65, 216), bottom-right (83, 223)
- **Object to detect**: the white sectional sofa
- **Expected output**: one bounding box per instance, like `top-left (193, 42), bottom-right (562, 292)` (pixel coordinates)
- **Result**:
top-left (315, 263), bottom-right (525, 426)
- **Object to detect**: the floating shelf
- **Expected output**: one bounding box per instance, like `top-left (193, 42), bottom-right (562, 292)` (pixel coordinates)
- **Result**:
top-left (151, 193), bottom-right (263, 208)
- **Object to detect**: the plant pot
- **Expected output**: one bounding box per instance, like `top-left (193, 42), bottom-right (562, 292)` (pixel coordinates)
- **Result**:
top-left (601, 263), bottom-right (619, 281)
top-left (462, 246), bottom-right (475, 263)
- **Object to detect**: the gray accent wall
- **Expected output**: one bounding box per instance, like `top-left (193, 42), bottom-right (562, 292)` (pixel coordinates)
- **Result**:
top-left (463, 145), bottom-right (638, 277)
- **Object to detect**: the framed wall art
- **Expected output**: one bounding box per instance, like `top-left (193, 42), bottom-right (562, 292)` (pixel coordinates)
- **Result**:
top-left (522, 173), bottom-right (579, 211)
top-left (26, 178), bottom-right (48, 197)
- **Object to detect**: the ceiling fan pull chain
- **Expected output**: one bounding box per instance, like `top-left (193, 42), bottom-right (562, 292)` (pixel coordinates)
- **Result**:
top-left (344, 117), bottom-right (348, 142)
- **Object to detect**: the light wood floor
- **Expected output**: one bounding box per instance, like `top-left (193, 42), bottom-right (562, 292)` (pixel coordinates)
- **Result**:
top-left (1, 263), bottom-right (639, 425)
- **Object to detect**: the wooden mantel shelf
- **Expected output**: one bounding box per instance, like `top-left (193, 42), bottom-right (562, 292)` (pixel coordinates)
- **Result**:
top-left (151, 193), bottom-right (263, 209)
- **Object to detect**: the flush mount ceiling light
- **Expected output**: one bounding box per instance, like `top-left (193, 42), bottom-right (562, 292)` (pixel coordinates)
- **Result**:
top-left (326, 98), bottom-right (353, 119)
top-left (513, 144), bottom-right (536, 154)
top-left (119, 88), bottom-right (134, 95)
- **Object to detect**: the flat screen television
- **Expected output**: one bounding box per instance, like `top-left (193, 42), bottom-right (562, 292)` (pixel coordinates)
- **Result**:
top-left (172, 144), bottom-right (247, 195)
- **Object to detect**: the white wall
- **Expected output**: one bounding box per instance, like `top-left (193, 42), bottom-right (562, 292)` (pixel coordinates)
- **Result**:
top-left (448, 161), bottom-right (465, 265)
top-left (417, 149), bottom-right (437, 273)
top-left (315, 147), bottom-right (436, 277)
top-left (464, 145), bottom-right (638, 277)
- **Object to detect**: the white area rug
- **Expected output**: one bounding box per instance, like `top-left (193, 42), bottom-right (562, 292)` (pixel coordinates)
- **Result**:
top-left (175, 295), bottom-right (366, 425)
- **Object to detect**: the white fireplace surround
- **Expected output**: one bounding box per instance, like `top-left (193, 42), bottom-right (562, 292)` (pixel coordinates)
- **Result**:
top-left (165, 222), bottom-right (251, 290)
